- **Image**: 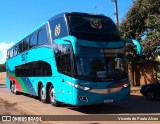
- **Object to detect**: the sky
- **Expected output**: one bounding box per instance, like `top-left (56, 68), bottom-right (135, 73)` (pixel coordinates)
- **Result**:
top-left (0, 0), bottom-right (133, 64)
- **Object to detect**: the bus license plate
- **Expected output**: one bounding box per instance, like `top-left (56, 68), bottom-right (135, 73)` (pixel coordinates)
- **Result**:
top-left (104, 99), bottom-right (113, 103)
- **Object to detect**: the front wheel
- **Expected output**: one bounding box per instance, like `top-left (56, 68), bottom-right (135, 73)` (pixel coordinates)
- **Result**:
top-left (49, 85), bottom-right (61, 107)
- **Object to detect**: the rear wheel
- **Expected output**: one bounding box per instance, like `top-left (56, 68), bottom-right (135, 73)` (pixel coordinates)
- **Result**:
top-left (40, 84), bottom-right (48, 103)
top-left (49, 85), bottom-right (61, 107)
top-left (11, 82), bottom-right (14, 93)
top-left (146, 91), bottom-right (155, 101)
top-left (11, 83), bottom-right (19, 95)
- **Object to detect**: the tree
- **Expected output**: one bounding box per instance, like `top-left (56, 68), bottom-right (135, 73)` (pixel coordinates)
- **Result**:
top-left (120, 0), bottom-right (160, 85)
top-left (0, 63), bottom-right (6, 72)
top-left (121, 0), bottom-right (160, 40)
top-left (120, 0), bottom-right (160, 61)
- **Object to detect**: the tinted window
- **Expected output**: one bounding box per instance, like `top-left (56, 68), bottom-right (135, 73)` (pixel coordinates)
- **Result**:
top-left (38, 27), bottom-right (48, 45)
top-left (18, 42), bottom-right (23, 53)
top-left (61, 54), bottom-right (71, 74)
top-left (10, 48), bottom-right (14, 58)
top-left (29, 33), bottom-right (37, 48)
top-left (23, 38), bottom-right (29, 51)
top-left (7, 50), bottom-right (11, 59)
top-left (13, 45), bottom-right (18, 56)
top-left (56, 54), bottom-right (71, 75)
top-left (50, 17), bottom-right (68, 40)
top-left (55, 44), bottom-right (72, 75)
top-left (7, 51), bottom-right (9, 59)
top-left (15, 61), bottom-right (52, 77)
top-left (67, 14), bottom-right (121, 41)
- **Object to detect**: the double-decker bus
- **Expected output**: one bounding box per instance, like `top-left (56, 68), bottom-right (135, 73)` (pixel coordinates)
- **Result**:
top-left (6, 12), bottom-right (142, 106)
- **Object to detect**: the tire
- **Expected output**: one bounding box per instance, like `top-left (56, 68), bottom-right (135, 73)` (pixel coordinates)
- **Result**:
top-left (146, 91), bottom-right (155, 101)
top-left (40, 84), bottom-right (48, 103)
top-left (49, 85), bottom-right (61, 107)
top-left (12, 83), bottom-right (19, 95)
top-left (11, 82), bottom-right (14, 93)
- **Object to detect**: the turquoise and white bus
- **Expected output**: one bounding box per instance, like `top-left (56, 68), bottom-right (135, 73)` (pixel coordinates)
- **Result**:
top-left (6, 12), bottom-right (142, 106)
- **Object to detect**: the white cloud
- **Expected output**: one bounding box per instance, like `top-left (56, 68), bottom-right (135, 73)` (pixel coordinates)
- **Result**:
top-left (0, 42), bottom-right (14, 64)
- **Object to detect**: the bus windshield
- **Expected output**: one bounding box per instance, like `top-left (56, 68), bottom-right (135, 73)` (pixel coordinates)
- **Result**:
top-left (76, 47), bottom-right (127, 81)
top-left (67, 14), bottom-right (121, 41)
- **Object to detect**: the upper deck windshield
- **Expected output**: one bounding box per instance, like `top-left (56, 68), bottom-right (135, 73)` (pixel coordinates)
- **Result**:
top-left (67, 14), bottom-right (121, 41)
top-left (76, 47), bottom-right (127, 82)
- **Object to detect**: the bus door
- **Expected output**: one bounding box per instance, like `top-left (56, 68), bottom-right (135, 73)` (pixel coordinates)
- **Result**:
top-left (54, 42), bottom-right (74, 104)
top-left (61, 74), bottom-right (73, 104)
top-left (60, 53), bottom-right (73, 104)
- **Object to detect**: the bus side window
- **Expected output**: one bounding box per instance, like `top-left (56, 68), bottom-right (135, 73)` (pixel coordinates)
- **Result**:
top-left (18, 42), bottom-right (23, 53)
top-left (15, 46), bottom-right (17, 56)
top-left (7, 50), bottom-right (10, 59)
top-left (60, 54), bottom-right (71, 74)
top-left (38, 27), bottom-right (48, 45)
top-left (23, 38), bottom-right (29, 51)
top-left (29, 33), bottom-right (37, 48)
top-left (10, 48), bottom-right (13, 58)
top-left (15, 61), bottom-right (52, 77)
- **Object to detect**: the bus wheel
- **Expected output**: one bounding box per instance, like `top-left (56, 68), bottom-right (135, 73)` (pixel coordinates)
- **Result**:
top-left (11, 82), bottom-right (14, 93)
top-left (49, 85), bottom-right (61, 107)
top-left (40, 84), bottom-right (47, 103)
top-left (12, 83), bottom-right (19, 95)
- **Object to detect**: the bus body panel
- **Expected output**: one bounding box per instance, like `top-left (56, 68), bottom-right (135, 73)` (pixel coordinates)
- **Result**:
top-left (72, 87), bottom-right (130, 106)
top-left (6, 47), bottom-right (55, 95)
top-left (69, 77), bottom-right (130, 106)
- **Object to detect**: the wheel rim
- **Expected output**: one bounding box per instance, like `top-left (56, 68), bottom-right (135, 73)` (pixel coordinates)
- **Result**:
top-left (11, 83), bottom-right (14, 92)
top-left (14, 84), bottom-right (17, 93)
top-left (40, 86), bottom-right (46, 100)
top-left (50, 86), bottom-right (56, 103)
top-left (12, 83), bottom-right (16, 93)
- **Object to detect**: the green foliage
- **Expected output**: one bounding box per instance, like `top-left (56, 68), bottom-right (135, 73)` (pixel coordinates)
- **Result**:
top-left (120, 0), bottom-right (160, 62)
top-left (0, 63), bottom-right (6, 72)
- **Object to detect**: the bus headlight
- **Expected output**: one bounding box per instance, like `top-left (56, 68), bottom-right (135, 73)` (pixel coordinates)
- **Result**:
top-left (75, 85), bottom-right (90, 91)
top-left (66, 81), bottom-right (91, 91)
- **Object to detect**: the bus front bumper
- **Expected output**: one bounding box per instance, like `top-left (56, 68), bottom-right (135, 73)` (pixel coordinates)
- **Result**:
top-left (73, 86), bottom-right (130, 106)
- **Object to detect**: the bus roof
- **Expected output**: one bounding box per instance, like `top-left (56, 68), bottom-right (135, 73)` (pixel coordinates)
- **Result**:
top-left (48, 12), bottom-right (106, 22)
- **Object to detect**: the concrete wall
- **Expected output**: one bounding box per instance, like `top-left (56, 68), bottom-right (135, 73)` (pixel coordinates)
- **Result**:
top-left (0, 72), bottom-right (6, 83)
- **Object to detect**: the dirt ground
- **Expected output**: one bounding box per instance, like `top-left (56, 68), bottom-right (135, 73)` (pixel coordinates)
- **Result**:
top-left (0, 98), bottom-right (44, 124)
top-left (0, 98), bottom-right (21, 115)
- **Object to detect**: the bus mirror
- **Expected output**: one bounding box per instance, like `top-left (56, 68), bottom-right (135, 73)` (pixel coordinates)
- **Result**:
top-left (54, 39), bottom-right (71, 44)
top-left (124, 39), bottom-right (142, 56)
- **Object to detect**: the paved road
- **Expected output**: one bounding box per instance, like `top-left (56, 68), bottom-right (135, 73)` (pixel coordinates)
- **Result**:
top-left (0, 83), bottom-right (160, 124)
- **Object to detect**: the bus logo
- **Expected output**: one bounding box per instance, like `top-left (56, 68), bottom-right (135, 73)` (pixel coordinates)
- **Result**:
top-left (21, 52), bottom-right (28, 62)
top-left (90, 19), bottom-right (102, 29)
top-left (55, 24), bottom-right (60, 36)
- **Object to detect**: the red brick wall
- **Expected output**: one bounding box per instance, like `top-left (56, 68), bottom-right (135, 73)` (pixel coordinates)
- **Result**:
top-left (128, 62), bottom-right (157, 86)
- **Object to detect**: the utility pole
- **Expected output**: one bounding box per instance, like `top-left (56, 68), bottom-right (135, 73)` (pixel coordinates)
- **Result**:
top-left (112, 0), bottom-right (119, 28)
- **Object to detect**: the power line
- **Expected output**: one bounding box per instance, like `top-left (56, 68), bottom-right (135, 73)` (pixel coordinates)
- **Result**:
top-left (92, 0), bottom-right (106, 12)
